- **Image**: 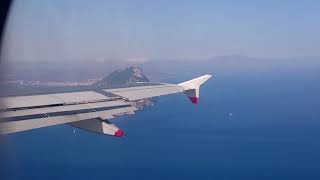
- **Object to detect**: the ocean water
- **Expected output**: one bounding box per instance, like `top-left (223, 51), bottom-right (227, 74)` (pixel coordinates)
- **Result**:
top-left (3, 66), bottom-right (320, 180)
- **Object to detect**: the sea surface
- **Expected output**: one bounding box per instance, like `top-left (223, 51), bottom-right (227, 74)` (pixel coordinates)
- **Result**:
top-left (2, 64), bottom-right (320, 180)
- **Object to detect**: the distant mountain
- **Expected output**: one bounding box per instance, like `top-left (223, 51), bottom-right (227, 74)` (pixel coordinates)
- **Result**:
top-left (94, 66), bottom-right (154, 109)
top-left (94, 67), bottom-right (149, 87)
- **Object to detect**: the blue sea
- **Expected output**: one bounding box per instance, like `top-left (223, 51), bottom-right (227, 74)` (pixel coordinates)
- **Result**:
top-left (3, 65), bottom-right (320, 180)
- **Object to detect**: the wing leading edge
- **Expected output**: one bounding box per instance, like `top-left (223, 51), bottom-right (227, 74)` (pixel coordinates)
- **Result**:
top-left (0, 74), bottom-right (212, 136)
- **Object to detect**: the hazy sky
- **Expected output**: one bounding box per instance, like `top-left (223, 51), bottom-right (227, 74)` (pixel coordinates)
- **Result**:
top-left (2, 0), bottom-right (320, 61)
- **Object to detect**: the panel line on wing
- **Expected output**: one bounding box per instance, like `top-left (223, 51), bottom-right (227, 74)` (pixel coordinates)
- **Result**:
top-left (1, 104), bottom-right (132, 122)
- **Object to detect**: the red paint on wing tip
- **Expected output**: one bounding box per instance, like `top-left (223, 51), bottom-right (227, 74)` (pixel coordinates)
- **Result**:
top-left (114, 129), bottom-right (124, 137)
top-left (189, 97), bottom-right (199, 104)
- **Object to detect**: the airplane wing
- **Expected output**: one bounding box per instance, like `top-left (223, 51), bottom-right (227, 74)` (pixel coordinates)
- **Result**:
top-left (0, 74), bottom-right (212, 137)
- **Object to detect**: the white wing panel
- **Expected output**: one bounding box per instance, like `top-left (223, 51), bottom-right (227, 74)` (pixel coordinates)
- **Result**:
top-left (0, 105), bottom-right (137, 134)
top-left (0, 91), bottom-right (113, 109)
top-left (105, 84), bottom-right (183, 101)
top-left (1, 84), bottom-right (183, 109)
top-left (1, 115), bottom-right (80, 134)
top-left (1, 95), bottom-right (63, 109)
top-left (50, 91), bottom-right (111, 103)
top-left (1, 101), bottom-right (129, 118)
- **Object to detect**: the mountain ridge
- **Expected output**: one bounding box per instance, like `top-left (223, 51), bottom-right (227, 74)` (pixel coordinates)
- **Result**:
top-left (94, 67), bottom-right (150, 88)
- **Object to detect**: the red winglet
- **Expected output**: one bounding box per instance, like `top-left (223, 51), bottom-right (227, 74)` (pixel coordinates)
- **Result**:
top-left (189, 97), bottom-right (199, 104)
top-left (114, 129), bottom-right (124, 137)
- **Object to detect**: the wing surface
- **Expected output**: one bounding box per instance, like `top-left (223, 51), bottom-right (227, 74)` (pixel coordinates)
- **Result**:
top-left (0, 74), bottom-right (212, 136)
